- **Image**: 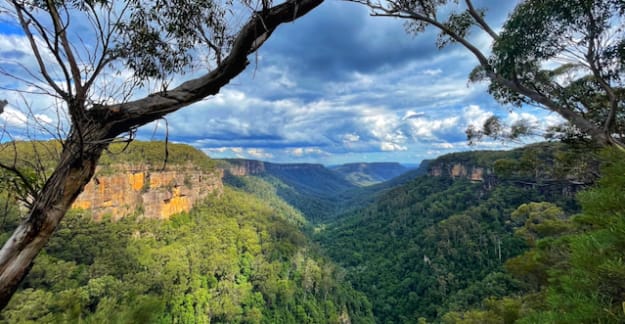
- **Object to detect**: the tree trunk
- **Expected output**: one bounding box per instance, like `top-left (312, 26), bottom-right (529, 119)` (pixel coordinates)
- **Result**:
top-left (0, 0), bottom-right (324, 309)
top-left (0, 127), bottom-right (109, 309)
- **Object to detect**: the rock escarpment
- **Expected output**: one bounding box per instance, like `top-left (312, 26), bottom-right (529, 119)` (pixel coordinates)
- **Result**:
top-left (73, 164), bottom-right (223, 220)
top-left (428, 162), bottom-right (491, 182)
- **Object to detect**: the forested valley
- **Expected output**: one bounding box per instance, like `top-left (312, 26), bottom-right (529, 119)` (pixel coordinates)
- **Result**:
top-left (1, 1), bottom-right (624, 322)
top-left (2, 141), bottom-right (624, 323)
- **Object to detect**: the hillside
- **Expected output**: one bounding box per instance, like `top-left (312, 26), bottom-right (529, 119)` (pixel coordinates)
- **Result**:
top-left (0, 141), bottom-right (375, 323)
top-left (330, 162), bottom-right (408, 186)
top-left (2, 140), bottom-right (611, 323)
top-left (219, 159), bottom-right (357, 222)
top-left (314, 143), bottom-right (598, 322)
top-left (1, 189), bottom-right (375, 323)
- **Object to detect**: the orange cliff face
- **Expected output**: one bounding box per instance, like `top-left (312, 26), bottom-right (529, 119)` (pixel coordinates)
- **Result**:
top-left (72, 164), bottom-right (223, 220)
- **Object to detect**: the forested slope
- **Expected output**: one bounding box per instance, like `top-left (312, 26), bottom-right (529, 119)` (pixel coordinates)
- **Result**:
top-left (314, 143), bottom-right (597, 323)
top-left (0, 142), bottom-right (374, 323)
top-left (330, 162), bottom-right (408, 186)
top-left (0, 189), bottom-right (374, 323)
top-left (2, 140), bottom-right (614, 324)
top-left (442, 150), bottom-right (625, 323)
top-left (219, 159), bottom-right (358, 222)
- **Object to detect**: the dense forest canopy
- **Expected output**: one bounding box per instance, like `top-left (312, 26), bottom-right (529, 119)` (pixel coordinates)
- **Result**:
top-left (0, 0), bottom-right (624, 317)
top-left (0, 189), bottom-right (374, 323)
top-left (0, 0), bottom-right (323, 305)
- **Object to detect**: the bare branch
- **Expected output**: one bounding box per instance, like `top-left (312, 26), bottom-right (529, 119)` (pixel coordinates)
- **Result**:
top-left (12, 2), bottom-right (68, 99)
top-left (101, 0), bottom-right (324, 136)
top-left (464, 0), bottom-right (498, 40)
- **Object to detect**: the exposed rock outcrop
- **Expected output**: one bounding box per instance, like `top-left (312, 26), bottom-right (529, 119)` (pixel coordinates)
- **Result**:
top-left (73, 164), bottom-right (223, 220)
top-left (429, 162), bottom-right (491, 182)
top-left (224, 159), bottom-right (266, 176)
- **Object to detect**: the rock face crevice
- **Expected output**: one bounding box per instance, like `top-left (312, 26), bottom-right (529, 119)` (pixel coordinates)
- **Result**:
top-left (73, 164), bottom-right (223, 220)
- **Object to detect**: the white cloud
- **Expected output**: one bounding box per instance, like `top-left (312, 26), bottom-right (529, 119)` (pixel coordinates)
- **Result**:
top-left (402, 110), bottom-right (425, 120)
top-left (434, 142), bottom-right (454, 149)
top-left (463, 104), bottom-right (493, 128)
top-left (507, 111), bottom-right (539, 127)
top-left (290, 148), bottom-right (304, 156)
top-left (542, 113), bottom-right (566, 128)
top-left (204, 147), bottom-right (230, 153)
top-left (1, 106), bottom-right (27, 127)
top-left (342, 133), bottom-right (360, 143)
top-left (247, 148), bottom-right (273, 159)
top-left (34, 114), bottom-right (53, 125)
top-left (381, 142), bottom-right (407, 151)
top-left (406, 116), bottom-right (460, 138)
top-left (422, 68), bottom-right (442, 76)
top-left (289, 147), bottom-right (328, 157)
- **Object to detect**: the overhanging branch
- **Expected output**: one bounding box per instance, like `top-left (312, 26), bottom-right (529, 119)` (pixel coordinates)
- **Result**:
top-left (97, 0), bottom-right (324, 137)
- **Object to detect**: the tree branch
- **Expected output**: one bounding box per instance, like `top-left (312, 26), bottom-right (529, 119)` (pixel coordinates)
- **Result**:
top-left (464, 0), bottom-right (498, 40)
top-left (12, 2), bottom-right (68, 99)
top-left (99, 0), bottom-right (324, 137)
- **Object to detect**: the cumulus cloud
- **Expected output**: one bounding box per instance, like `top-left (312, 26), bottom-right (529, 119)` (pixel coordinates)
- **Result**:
top-left (381, 142), bottom-right (407, 151)
top-left (463, 104), bottom-right (493, 128)
top-left (289, 147), bottom-right (328, 157)
top-left (542, 113), bottom-right (566, 128)
top-left (246, 148), bottom-right (273, 159)
top-left (342, 133), bottom-right (360, 143)
top-left (508, 111), bottom-right (539, 127)
top-left (433, 142), bottom-right (455, 149)
top-left (0, 0), bottom-right (543, 164)
top-left (422, 69), bottom-right (442, 76)
top-left (406, 116), bottom-right (460, 139)
top-left (1, 106), bottom-right (27, 127)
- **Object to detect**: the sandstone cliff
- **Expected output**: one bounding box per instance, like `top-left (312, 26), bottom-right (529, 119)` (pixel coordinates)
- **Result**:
top-left (73, 164), bottom-right (223, 220)
top-left (425, 143), bottom-right (599, 196)
top-left (428, 162), bottom-right (491, 182)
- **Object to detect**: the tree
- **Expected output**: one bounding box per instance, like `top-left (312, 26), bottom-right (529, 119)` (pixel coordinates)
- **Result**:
top-left (0, 0), bottom-right (323, 309)
top-left (352, 0), bottom-right (625, 148)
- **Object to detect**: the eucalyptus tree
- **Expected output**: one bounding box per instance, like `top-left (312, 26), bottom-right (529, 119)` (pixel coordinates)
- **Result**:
top-left (0, 0), bottom-right (323, 308)
top-left (353, 0), bottom-right (625, 147)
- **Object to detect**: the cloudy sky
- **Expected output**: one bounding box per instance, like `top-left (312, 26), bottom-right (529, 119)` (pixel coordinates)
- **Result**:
top-left (0, 0), bottom-right (564, 165)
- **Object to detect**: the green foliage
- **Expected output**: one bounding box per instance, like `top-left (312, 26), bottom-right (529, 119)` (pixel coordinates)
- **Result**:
top-left (314, 145), bottom-right (585, 323)
top-left (446, 148), bottom-right (625, 323)
top-left (221, 159), bottom-right (357, 222)
top-left (487, 0), bottom-right (625, 142)
top-left (330, 162), bottom-right (408, 187)
top-left (98, 141), bottom-right (216, 173)
top-left (222, 173), bottom-right (307, 227)
top-left (1, 189), bottom-right (373, 323)
top-left (0, 192), bottom-right (21, 245)
top-left (316, 176), bottom-right (574, 322)
top-left (511, 202), bottom-right (572, 245)
top-left (0, 141), bottom-right (62, 202)
top-left (39, 0), bottom-right (238, 82)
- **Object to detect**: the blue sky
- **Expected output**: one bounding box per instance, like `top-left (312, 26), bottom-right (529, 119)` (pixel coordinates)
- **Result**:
top-left (0, 0), bottom-right (564, 165)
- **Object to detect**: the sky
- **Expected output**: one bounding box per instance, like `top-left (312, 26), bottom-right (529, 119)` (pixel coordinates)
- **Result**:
top-left (0, 0), bottom-right (565, 165)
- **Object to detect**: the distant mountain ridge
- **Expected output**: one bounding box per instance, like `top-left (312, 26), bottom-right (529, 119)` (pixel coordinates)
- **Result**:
top-left (330, 162), bottom-right (408, 186)
top-left (218, 159), bottom-right (357, 222)
top-left (219, 159), bottom-right (355, 193)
